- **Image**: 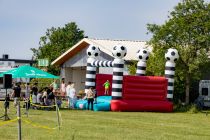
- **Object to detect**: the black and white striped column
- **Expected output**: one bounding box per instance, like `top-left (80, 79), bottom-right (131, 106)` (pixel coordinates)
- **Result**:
top-left (165, 48), bottom-right (179, 101)
top-left (112, 59), bottom-right (124, 99)
top-left (85, 45), bottom-right (100, 93)
top-left (136, 61), bottom-right (146, 76)
top-left (111, 45), bottom-right (127, 99)
top-left (165, 61), bottom-right (175, 100)
top-left (91, 60), bottom-right (114, 67)
top-left (136, 49), bottom-right (150, 76)
top-left (85, 58), bottom-right (97, 93)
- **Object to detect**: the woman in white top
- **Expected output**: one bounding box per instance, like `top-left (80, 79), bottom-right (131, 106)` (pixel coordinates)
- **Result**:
top-left (24, 83), bottom-right (31, 110)
top-left (37, 91), bottom-right (43, 104)
top-left (69, 83), bottom-right (77, 109)
top-left (66, 82), bottom-right (72, 108)
top-left (60, 80), bottom-right (66, 96)
top-left (25, 83), bottom-right (30, 99)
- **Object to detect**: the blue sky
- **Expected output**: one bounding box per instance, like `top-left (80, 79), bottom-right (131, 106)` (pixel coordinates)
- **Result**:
top-left (0, 0), bottom-right (184, 59)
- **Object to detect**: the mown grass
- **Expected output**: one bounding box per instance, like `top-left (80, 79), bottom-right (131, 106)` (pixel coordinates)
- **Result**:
top-left (0, 101), bottom-right (210, 140)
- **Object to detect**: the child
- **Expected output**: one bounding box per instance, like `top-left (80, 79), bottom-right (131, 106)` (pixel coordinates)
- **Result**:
top-left (103, 80), bottom-right (110, 95)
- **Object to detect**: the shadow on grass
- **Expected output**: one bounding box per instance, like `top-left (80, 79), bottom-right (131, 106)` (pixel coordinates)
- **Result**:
top-left (173, 103), bottom-right (210, 115)
top-left (58, 108), bottom-right (85, 112)
top-left (173, 104), bottom-right (194, 112)
top-left (59, 108), bottom-right (70, 111)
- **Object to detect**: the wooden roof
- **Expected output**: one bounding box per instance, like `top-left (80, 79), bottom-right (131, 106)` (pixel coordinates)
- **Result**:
top-left (51, 38), bottom-right (150, 66)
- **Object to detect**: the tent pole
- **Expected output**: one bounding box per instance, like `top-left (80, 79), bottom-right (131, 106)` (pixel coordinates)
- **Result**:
top-left (55, 97), bottom-right (61, 130)
top-left (25, 79), bottom-right (29, 117)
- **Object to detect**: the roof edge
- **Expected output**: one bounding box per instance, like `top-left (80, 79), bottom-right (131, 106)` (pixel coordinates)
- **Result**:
top-left (51, 38), bottom-right (90, 66)
top-left (51, 38), bottom-right (149, 66)
top-left (88, 38), bottom-right (147, 43)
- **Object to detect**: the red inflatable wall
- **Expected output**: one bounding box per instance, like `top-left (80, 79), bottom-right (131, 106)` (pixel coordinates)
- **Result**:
top-left (111, 75), bottom-right (173, 112)
top-left (123, 76), bottom-right (167, 101)
top-left (95, 74), bottom-right (112, 96)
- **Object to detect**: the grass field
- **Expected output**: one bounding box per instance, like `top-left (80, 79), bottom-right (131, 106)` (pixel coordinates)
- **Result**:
top-left (0, 102), bottom-right (210, 140)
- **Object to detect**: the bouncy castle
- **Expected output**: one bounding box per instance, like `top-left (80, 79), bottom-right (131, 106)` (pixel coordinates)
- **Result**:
top-left (76, 44), bottom-right (179, 112)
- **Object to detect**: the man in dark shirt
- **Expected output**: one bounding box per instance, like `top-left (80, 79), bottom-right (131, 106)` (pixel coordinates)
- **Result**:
top-left (93, 89), bottom-right (97, 104)
top-left (32, 83), bottom-right (38, 96)
top-left (13, 82), bottom-right (21, 107)
top-left (31, 83), bottom-right (38, 104)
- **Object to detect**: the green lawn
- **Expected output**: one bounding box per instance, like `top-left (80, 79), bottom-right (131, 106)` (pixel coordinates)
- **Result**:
top-left (0, 102), bottom-right (210, 140)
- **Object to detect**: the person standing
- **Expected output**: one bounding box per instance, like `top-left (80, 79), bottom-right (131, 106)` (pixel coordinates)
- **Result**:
top-left (24, 83), bottom-right (30, 110)
top-left (31, 83), bottom-right (38, 104)
top-left (66, 82), bottom-right (72, 108)
top-left (12, 82), bottom-right (21, 107)
top-left (93, 88), bottom-right (97, 104)
top-left (25, 83), bottom-right (30, 100)
top-left (60, 79), bottom-right (66, 96)
top-left (69, 83), bottom-right (77, 109)
top-left (86, 87), bottom-right (94, 110)
top-left (103, 80), bottom-right (110, 95)
top-left (51, 79), bottom-right (59, 94)
top-left (47, 86), bottom-right (55, 106)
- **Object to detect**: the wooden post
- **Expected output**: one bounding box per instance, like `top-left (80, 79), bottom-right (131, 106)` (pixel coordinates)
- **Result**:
top-left (17, 98), bottom-right (22, 140)
top-left (26, 99), bottom-right (29, 117)
top-left (55, 97), bottom-right (60, 130)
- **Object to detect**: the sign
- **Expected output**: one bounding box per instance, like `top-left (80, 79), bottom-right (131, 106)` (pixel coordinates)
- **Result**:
top-left (38, 59), bottom-right (49, 66)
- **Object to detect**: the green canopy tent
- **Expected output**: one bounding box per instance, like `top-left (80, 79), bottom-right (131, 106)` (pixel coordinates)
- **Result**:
top-left (0, 65), bottom-right (59, 118)
top-left (0, 65), bottom-right (61, 128)
top-left (0, 65), bottom-right (59, 79)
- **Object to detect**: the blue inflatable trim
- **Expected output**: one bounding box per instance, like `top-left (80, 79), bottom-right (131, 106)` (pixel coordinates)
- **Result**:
top-left (75, 96), bottom-right (112, 111)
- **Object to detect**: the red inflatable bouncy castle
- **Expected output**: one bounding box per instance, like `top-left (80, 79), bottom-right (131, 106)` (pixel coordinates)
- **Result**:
top-left (111, 75), bottom-right (173, 112)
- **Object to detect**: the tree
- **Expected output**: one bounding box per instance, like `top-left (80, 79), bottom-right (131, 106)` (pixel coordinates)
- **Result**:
top-left (31, 22), bottom-right (85, 75)
top-left (146, 0), bottom-right (210, 104)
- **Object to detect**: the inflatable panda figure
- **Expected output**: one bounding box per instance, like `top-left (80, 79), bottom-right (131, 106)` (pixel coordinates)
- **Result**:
top-left (136, 48), bottom-right (150, 62)
top-left (165, 48), bottom-right (179, 63)
top-left (86, 45), bottom-right (100, 58)
top-left (112, 45), bottom-right (127, 59)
